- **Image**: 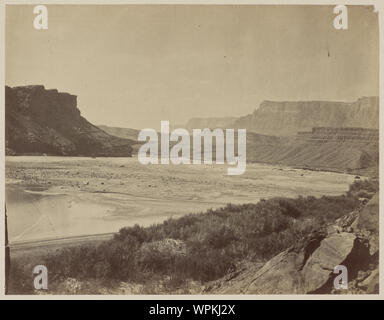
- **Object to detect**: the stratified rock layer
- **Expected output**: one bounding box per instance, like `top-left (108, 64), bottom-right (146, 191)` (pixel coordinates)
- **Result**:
top-left (234, 97), bottom-right (379, 136)
top-left (205, 194), bottom-right (379, 294)
top-left (5, 85), bottom-right (133, 156)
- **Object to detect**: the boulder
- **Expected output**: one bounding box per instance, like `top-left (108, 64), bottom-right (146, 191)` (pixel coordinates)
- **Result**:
top-left (206, 194), bottom-right (379, 294)
top-left (358, 268), bottom-right (379, 293)
top-left (243, 232), bottom-right (356, 294)
top-left (358, 193), bottom-right (379, 233)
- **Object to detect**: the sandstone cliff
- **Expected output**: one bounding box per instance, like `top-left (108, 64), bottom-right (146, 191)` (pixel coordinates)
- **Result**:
top-left (5, 85), bottom-right (133, 156)
top-left (177, 97), bottom-right (379, 173)
top-left (234, 97), bottom-right (379, 136)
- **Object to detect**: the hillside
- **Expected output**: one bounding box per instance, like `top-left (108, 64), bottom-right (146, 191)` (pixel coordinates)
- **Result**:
top-left (98, 125), bottom-right (140, 141)
top-left (98, 125), bottom-right (379, 174)
top-left (245, 129), bottom-right (378, 174)
top-left (5, 85), bottom-right (133, 156)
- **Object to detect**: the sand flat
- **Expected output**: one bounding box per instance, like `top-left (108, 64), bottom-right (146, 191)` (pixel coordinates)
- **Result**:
top-left (5, 156), bottom-right (356, 243)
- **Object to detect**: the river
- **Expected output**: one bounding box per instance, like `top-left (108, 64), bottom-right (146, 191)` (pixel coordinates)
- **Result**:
top-left (5, 156), bottom-right (356, 243)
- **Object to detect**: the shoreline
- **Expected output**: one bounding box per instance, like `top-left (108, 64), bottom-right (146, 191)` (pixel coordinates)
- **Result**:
top-left (5, 156), bottom-right (358, 244)
top-left (5, 154), bottom-right (378, 177)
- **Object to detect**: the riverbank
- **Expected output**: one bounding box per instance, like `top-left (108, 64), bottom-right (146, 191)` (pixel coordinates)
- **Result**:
top-left (5, 156), bottom-right (356, 243)
top-left (7, 179), bottom-right (378, 294)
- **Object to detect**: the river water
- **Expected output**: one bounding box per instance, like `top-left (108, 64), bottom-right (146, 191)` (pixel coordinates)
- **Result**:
top-left (5, 156), bottom-right (356, 243)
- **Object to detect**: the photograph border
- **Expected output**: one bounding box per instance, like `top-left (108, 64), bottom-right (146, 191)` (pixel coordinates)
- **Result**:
top-left (0, 0), bottom-right (382, 300)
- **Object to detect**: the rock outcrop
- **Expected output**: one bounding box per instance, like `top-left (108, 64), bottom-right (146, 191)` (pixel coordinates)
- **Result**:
top-left (234, 97), bottom-right (379, 136)
top-left (205, 194), bottom-right (379, 294)
top-left (5, 85), bottom-right (133, 156)
top-left (297, 127), bottom-right (379, 143)
top-left (178, 97), bottom-right (379, 174)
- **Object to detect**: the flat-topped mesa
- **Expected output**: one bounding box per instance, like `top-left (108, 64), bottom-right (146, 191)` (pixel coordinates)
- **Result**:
top-left (233, 97), bottom-right (379, 136)
top-left (5, 85), bottom-right (133, 156)
top-left (6, 85), bottom-right (79, 119)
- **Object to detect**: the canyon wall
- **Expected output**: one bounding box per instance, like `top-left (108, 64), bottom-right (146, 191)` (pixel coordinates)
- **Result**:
top-left (233, 97), bottom-right (379, 136)
top-left (5, 85), bottom-right (133, 156)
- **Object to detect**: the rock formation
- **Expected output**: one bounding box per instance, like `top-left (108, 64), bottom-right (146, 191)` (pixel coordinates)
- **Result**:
top-left (234, 97), bottom-right (379, 136)
top-left (176, 97), bottom-right (380, 173)
top-left (5, 85), bottom-right (133, 156)
top-left (205, 194), bottom-right (379, 294)
top-left (184, 97), bottom-right (379, 136)
top-left (96, 125), bottom-right (379, 174)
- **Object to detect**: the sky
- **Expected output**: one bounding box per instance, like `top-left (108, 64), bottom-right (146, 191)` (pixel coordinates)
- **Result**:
top-left (5, 5), bottom-right (379, 129)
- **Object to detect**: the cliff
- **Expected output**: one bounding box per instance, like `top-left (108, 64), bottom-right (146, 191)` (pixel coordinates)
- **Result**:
top-left (233, 97), bottom-right (379, 136)
top-left (179, 97), bottom-right (379, 174)
top-left (5, 85), bottom-right (133, 156)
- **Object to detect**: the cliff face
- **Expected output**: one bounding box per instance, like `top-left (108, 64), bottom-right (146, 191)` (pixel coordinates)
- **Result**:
top-left (5, 85), bottom-right (133, 156)
top-left (234, 97), bottom-right (379, 136)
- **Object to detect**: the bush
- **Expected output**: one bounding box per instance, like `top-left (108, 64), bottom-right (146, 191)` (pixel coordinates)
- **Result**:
top-left (138, 243), bottom-right (176, 274)
top-left (173, 241), bottom-right (236, 282)
top-left (204, 226), bottom-right (237, 249)
top-left (10, 179), bottom-right (375, 293)
top-left (348, 179), bottom-right (378, 197)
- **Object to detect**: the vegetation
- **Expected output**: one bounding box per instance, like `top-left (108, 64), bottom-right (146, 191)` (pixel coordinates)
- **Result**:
top-left (8, 179), bottom-right (378, 294)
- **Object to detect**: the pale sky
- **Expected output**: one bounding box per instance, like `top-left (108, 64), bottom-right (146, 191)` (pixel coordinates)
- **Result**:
top-left (6, 5), bottom-right (379, 129)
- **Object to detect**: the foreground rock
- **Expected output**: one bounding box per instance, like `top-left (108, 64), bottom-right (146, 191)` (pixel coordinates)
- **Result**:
top-left (205, 194), bottom-right (379, 294)
top-left (5, 85), bottom-right (133, 156)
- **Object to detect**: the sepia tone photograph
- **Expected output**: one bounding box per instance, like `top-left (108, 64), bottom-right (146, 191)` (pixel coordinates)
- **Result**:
top-left (3, 3), bottom-right (380, 295)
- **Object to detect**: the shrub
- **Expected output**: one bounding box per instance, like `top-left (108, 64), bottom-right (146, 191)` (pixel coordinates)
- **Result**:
top-left (10, 179), bottom-right (375, 293)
